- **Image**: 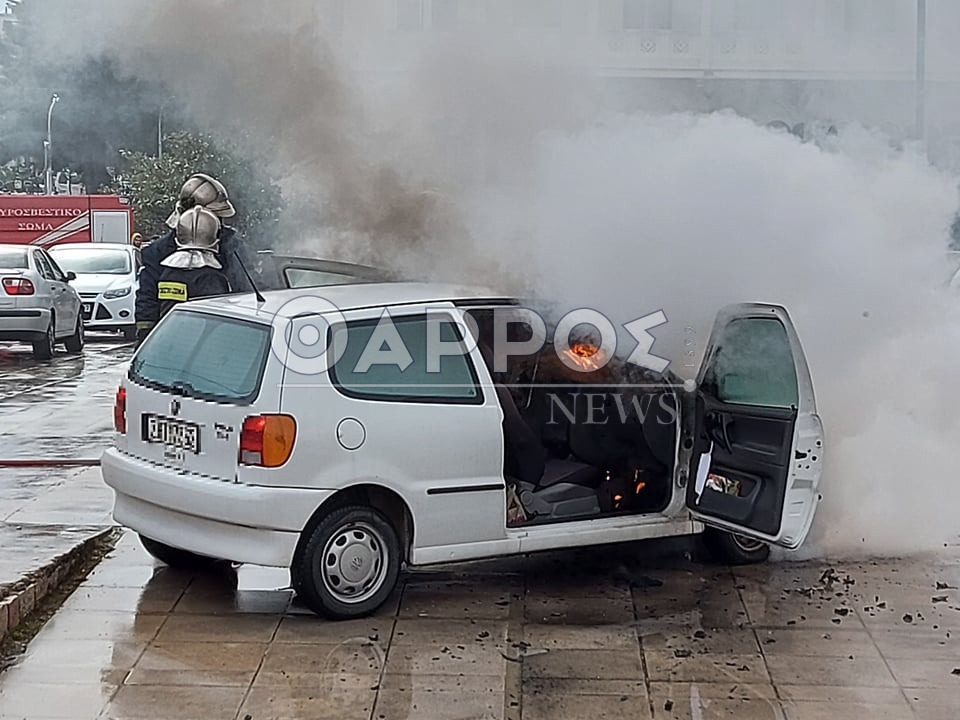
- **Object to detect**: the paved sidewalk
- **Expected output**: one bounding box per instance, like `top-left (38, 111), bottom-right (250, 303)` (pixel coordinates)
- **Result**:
top-left (0, 467), bottom-right (115, 601)
top-left (0, 534), bottom-right (957, 720)
top-left (0, 343), bottom-right (128, 626)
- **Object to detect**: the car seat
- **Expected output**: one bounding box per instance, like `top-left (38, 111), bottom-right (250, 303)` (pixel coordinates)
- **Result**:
top-left (492, 382), bottom-right (602, 520)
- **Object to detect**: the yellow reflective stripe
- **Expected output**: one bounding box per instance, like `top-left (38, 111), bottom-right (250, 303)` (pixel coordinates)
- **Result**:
top-left (158, 282), bottom-right (188, 302)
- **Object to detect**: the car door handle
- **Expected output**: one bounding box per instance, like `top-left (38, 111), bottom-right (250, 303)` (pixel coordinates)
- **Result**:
top-left (706, 413), bottom-right (734, 453)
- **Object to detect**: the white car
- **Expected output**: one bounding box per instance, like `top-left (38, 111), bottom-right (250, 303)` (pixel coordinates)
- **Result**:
top-left (102, 283), bottom-right (824, 620)
top-left (49, 243), bottom-right (139, 341)
top-left (0, 243), bottom-right (84, 360)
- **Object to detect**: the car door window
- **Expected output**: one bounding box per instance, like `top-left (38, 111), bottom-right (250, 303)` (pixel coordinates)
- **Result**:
top-left (42, 251), bottom-right (68, 281)
top-left (703, 317), bottom-right (798, 408)
top-left (33, 251), bottom-right (55, 280)
top-left (330, 314), bottom-right (482, 404)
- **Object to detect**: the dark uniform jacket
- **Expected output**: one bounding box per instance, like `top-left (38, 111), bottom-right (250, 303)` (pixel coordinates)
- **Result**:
top-left (135, 225), bottom-right (258, 334)
top-left (157, 265), bottom-right (231, 319)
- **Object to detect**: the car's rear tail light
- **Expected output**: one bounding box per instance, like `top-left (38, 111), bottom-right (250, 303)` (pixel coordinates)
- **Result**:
top-left (240, 415), bottom-right (297, 468)
top-left (2, 277), bottom-right (35, 295)
top-left (114, 386), bottom-right (126, 433)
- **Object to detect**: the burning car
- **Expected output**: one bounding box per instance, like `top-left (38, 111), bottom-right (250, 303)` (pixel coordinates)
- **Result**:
top-left (101, 275), bottom-right (823, 620)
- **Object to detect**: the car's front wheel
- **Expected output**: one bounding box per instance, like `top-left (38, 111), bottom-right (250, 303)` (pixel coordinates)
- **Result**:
top-left (293, 506), bottom-right (401, 620)
top-left (139, 535), bottom-right (220, 570)
top-left (703, 528), bottom-right (771, 565)
top-left (64, 315), bottom-right (84, 353)
top-left (32, 317), bottom-right (55, 361)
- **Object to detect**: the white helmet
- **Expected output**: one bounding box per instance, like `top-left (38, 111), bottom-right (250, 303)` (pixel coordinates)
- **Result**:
top-left (165, 173), bottom-right (236, 229)
top-left (175, 206), bottom-right (221, 252)
top-left (161, 206), bottom-right (224, 270)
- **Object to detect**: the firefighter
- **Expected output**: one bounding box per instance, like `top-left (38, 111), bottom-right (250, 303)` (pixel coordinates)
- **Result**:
top-left (135, 173), bottom-right (245, 342)
top-left (156, 206), bottom-right (231, 320)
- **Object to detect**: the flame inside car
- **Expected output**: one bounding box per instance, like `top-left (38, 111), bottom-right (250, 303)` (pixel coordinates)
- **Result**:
top-left (564, 342), bottom-right (606, 372)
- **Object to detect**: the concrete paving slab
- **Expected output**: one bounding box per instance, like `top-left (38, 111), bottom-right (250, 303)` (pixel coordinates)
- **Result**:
top-left (0, 533), bottom-right (959, 719)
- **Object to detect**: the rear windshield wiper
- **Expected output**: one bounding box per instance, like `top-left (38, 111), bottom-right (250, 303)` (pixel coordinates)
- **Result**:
top-left (170, 380), bottom-right (197, 398)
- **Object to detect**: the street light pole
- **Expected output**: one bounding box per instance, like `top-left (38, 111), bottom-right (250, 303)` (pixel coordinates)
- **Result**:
top-left (916, 0), bottom-right (927, 151)
top-left (44, 93), bottom-right (59, 195)
top-left (158, 97), bottom-right (174, 159)
top-left (158, 102), bottom-right (165, 159)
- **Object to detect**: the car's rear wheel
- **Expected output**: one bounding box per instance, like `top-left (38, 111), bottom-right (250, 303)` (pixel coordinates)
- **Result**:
top-left (64, 315), bottom-right (84, 353)
top-left (32, 317), bottom-right (55, 361)
top-left (293, 506), bottom-right (401, 620)
top-left (139, 534), bottom-right (220, 570)
top-left (703, 528), bottom-right (771, 565)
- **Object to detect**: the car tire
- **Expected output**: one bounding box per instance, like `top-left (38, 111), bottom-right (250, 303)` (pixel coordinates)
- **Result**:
top-left (64, 315), bottom-right (84, 353)
top-left (294, 505), bottom-right (401, 620)
top-left (32, 317), bottom-right (55, 361)
top-left (703, 528), bottom-right (771, 565)
top-left (122, 325), bottom-right (138, 342)
top-left (139, 534), bottom-right (220, 570)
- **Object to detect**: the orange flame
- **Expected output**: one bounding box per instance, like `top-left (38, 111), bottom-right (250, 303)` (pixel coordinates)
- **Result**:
top-left (564, 342), bottom-right (605, 372)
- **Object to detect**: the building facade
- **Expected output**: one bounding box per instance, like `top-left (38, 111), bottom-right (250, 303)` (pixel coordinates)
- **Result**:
top-left (311, 0), bottom-right (960, 168)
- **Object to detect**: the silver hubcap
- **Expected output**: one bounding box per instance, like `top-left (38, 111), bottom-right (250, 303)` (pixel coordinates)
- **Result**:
top-left (319, 522), bottom-right (387, 604)
top-left (732, 534), bottom-right (765, 553)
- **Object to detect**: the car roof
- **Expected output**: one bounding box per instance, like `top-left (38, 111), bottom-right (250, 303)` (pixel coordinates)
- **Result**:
top-left (185, 282), bottom-right (517, 321)
top-left (49, 243), bottom-right (134, 253)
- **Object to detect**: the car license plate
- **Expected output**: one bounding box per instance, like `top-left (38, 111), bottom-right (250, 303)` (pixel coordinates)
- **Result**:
top-left (142, 414), bottom-right (200, 454)
top-left (81, 303), bottom-right (93, 317)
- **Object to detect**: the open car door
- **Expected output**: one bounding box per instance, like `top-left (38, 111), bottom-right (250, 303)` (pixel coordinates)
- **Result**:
top-left (687, 303), bottom-right (823, 550)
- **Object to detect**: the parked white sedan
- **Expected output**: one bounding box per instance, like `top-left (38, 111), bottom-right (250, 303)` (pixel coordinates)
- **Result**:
top-left (49, 243), bottom-right (139, 341)
top-left (0, 243), bottom-right (84, 360)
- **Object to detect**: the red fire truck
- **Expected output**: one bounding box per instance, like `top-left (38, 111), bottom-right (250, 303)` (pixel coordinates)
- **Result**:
top-left (0, 195), bottom-right (135, 248)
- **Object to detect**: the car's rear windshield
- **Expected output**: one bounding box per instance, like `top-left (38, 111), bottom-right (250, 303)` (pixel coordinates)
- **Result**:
top-left (0, 247), bottom-right (28, 269)
top-left (130, 310), bottom-right (271, 404)
top-left (50, 248), bottom-right (131, 275)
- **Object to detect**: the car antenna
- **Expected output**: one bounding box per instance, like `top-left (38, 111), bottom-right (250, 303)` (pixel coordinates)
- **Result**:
top-left (234, 251), bottom-right (266, 304)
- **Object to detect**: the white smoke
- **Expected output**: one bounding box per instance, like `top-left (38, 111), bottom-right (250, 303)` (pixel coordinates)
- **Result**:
top-left (23, 1), bottom-right (960, 556)
top-left (472, 113), bottom-right (960, 557)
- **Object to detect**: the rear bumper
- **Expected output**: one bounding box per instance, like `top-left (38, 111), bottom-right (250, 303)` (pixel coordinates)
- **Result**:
top-left (0, 308), bottom-right (50, 341)
top-left (101, 448), bottom-right (335, 567)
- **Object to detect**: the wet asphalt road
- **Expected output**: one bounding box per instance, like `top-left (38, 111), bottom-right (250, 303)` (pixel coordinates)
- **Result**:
top-left (0, 334), bottom-right (134, 461)
top-left (0, 335), bottom-right (959, 719)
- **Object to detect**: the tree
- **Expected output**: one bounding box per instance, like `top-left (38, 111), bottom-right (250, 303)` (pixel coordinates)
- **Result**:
top-left (104, 131), bottom-right (283, 241)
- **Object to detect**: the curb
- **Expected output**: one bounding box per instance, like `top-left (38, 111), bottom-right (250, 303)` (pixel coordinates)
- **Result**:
top-left (0, 527), bottom-right (117, 645)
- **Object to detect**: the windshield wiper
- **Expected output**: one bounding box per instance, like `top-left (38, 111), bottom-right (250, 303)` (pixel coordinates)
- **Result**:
top-left (170, 380), bottom-right (197, 398)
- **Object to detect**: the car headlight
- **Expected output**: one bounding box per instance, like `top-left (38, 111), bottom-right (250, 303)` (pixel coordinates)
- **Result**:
top-left (103, 286), bottom-right (132, 299)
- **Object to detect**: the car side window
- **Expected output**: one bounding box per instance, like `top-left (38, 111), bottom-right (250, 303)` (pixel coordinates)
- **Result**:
top-left (284, 268), bottom-right (361, 289)
top-left (33, 251), bottom-right (54, 280)
top-left (704, 317), bottom-right (799, 409)
top-left (43, 251), bottom-right (68, 281)
top-left (330, 314), bottom-right (483, 404)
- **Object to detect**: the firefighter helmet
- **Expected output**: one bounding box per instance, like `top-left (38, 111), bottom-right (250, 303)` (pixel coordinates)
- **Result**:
top-left (165, 173), bottom-right (235, 228)
top-left (175, 206), bottom-right (222, 253)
